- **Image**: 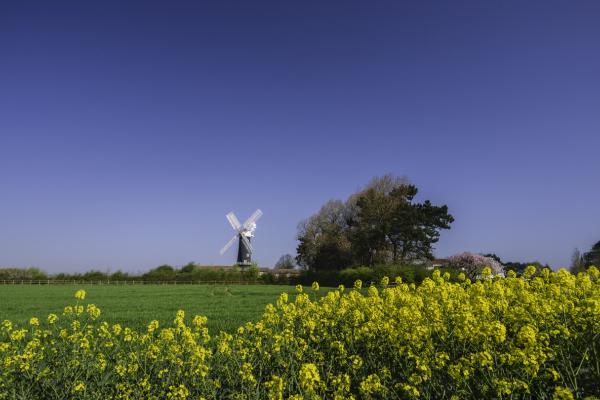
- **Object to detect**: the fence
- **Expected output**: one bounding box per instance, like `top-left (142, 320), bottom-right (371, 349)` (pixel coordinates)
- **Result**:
top-left (0, 280), bottom-right (271, 286)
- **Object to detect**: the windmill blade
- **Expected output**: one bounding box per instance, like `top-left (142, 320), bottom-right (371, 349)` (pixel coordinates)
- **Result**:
top-left (226, 212), bottom-right (241, 231)
top-left (243, 209), bottom-right (263, 229)
top-left (219, 234), bottom-right (238, 255)
top-left (240, 234), bottom-right (254, 253)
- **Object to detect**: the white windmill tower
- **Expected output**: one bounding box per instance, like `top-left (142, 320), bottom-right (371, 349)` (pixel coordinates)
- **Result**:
top-left (219, 209), bottom-right (263, 266)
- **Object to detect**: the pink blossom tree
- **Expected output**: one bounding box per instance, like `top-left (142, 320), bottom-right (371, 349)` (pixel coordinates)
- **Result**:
top-left (447, 252), bottom-right (505, 279)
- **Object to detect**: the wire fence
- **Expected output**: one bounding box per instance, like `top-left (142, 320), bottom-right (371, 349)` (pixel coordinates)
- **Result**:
top-left (0, 280), bottom-right (274, 286)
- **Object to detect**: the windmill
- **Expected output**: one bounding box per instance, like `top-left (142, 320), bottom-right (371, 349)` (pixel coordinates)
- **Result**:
top-left (219, 209), bottom-right (263, 266)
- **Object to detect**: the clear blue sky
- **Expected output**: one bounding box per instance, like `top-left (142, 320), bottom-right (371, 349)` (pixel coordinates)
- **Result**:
top-left (1, 0), bottom-right (598, 273)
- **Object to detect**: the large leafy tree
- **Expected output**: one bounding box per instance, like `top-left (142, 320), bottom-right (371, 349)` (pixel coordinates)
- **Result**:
top-left (347, 186), bottom-right (399, 265)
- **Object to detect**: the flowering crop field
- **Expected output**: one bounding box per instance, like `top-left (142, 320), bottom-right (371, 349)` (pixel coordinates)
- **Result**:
top-left (1, 267), bottom-right (600, 399)
top-left (0, 284), bottom-right (304, 333)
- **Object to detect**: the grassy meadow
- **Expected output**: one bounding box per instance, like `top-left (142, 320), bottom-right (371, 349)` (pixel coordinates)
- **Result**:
top-left (0, 284), bottom-right (304, 333)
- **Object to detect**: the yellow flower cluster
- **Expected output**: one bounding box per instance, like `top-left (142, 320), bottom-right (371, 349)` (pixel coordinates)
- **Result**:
top-left (1, 266), bottom-right (599, 399)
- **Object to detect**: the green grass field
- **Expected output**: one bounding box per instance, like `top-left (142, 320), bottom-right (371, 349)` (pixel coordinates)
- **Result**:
top-left (0, 284), bottom-right (305, 333)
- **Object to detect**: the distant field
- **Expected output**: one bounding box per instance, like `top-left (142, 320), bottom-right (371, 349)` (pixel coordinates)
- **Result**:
top-left (0, 284), bottom-right (308, 333)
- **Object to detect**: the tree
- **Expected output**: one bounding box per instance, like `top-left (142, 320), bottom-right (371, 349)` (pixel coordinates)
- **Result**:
top-left (274, 254), bottom-right (296, 270)
top-left (447, 252), bottom-right (504, 279)
top-left (154, 265), bottom-right (175, 273)
top-left (0, 267), bottom-right (47, 280)
top-left (296, 199), bottom-right (353, 270)
top-left (110, 270), bottom-right (130, 281)
top-left (245, 262), bottom-right (260, 280)
top-left (570, 248), bottom-right (586, 274)
top-left (296, 174), bottom-right (453, 269)
top-left (82, 270), bottom-right (109, 281)
top-left (180, 262), bottom-right (197, 274)
top-left (483, 253), bottom-right (503, 264)
top-left (386, 187), bottom-right (454, 263)
top-left (347, 185), bottom-right (399, 265)
top-left (583, 241), bottom-right (600, 267)
top-left (503, 261), bottom-right (547, 276)
top-left (346, 180), bottom-right (453, 265)
top-left (142, 265), bottom-right (176, 281)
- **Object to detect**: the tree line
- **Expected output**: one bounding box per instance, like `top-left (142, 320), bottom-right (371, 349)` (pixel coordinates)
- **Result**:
top-left (0, 263), bottom-right (285, 284)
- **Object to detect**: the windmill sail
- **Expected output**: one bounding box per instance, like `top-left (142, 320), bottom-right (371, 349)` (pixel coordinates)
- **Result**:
top-left (220, 234), bottom-right (238, 255)
top-left (226, 212), bottom-right (241, 231)
top-left (243, 209), bottom-right (263, 229)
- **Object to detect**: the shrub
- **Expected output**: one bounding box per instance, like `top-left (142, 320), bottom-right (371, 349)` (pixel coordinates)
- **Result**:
top-left (296, 264), bottom-right (458, 287)
top-left (109, 270), bottom-right (130, 281)
top-left (82, 270), bottom-right (110, 281)
top-left (0, 267), bottom-right (47, 281)
top-left (142, 265), bottom-right (177, 281)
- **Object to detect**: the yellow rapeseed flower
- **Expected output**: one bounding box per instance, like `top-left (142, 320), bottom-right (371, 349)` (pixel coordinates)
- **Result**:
top-left (73, 381), bottom-right (86, 393)
top-left (553, 386), bottom-right (574, 400)
top-left (299, 363), bottom-right (320, 391)
top-left (147, 320), bottom-right (159, 334)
